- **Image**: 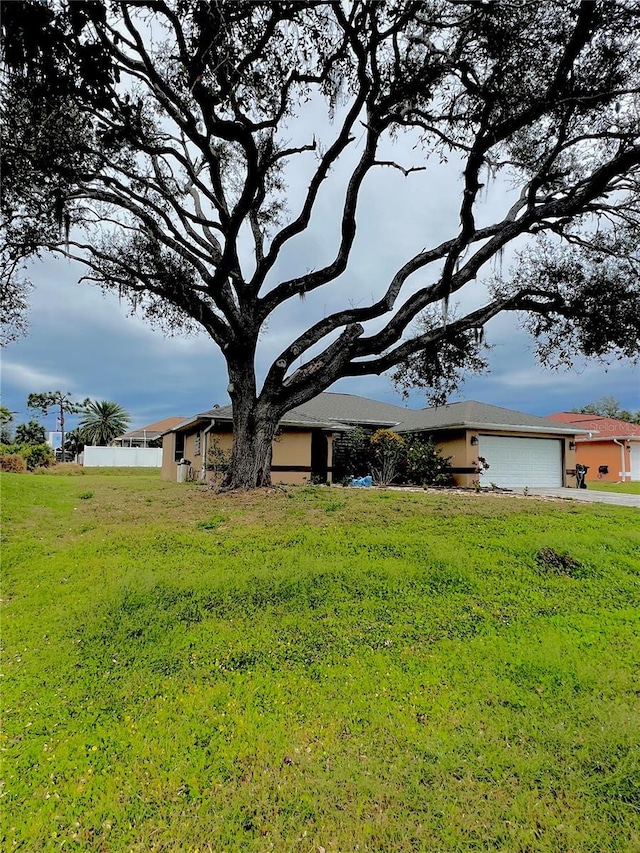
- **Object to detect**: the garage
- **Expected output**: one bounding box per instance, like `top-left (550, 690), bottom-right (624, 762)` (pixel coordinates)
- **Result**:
top-left (478, 435), bottom-right (564, 488)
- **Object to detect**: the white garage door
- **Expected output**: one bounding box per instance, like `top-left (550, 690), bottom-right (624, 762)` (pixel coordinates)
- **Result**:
top-left (478, 435), bottom-right (563, 488)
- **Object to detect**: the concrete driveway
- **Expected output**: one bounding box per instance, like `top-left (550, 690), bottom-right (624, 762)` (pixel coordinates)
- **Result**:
top-left (527, 487), bottom-right (640, 508)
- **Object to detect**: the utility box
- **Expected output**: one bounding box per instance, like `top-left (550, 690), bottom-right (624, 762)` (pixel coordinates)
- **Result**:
top-left (177, 459), bottom-right (191, 483)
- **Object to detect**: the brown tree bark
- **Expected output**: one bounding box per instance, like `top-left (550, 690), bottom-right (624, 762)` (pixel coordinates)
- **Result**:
top-left (222, 358), bottom-right (279, 489)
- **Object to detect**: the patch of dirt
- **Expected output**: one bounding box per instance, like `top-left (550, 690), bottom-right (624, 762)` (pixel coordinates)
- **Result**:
top-left (535, 547), bottom-right (584, 577)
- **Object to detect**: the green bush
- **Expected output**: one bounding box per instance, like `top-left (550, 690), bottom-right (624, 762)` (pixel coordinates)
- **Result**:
top-left (22, 443), bottom-right (55, 470)
top-left (1, 442), bottom-right (55, 471)
top-left (333, 426), bottom-right (371, 481)
top-left (206, 436), bottom-right (231, 483)
top-left (403, 434), bottom-right (453, 487)
top-left (1, 443), bottom-right (22, 455)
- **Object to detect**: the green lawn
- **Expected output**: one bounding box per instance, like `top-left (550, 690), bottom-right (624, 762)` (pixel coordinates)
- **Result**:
top-left (2, 470), bottom-right (639, 852)
top-left (586, 480), bottom-right (640, 495)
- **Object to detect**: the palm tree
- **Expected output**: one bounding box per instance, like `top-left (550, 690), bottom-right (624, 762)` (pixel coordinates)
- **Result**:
top-left (79, 400), bottom-right (131, 446)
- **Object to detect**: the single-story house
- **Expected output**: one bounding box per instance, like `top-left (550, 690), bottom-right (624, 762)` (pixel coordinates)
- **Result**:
top-left (546, 412), bottom-right (640, 482)
top-left (162, 394), bottom-right (583, 488)
top-left (114, 416), bottom-right (187, 447)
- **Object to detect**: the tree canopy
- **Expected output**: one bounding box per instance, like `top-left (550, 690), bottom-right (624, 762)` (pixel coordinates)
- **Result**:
top-left (572, 396), bottom-right (640, 423)
top-left (14, 418), bottom-right (46, 445)
top-left (0, 405), bottom-right (13, 443)
top-left (2, 0), bottom-right (639, 487)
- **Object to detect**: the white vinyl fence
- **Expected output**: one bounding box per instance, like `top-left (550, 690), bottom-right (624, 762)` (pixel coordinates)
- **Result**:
top-left (82, 447), bottom-right (163, 467)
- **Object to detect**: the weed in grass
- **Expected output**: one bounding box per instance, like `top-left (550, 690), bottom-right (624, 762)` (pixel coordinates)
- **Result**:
top-left (195, 514), bottom-right (225, 530)
top-left (78, 491), bottom-right (94, 500)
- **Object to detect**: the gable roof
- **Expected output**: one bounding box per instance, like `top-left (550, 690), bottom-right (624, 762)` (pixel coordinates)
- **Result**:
top-left (166, 396), bottom-right (586, 438)
top-left (546, 412), bottom-right (640, 441)
top-left (167, 392), bottom-right (411, 434)
top-left (287, 392), bottom-right (410, 425)
top-left (395, 401), bottom-right (584, 435)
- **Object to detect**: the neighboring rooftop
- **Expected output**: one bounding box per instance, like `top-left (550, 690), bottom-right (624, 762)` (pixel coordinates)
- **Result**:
top-left (546, 412), bottom-right (640, 441)
top-left (115, 417), bottom-right (187, 443)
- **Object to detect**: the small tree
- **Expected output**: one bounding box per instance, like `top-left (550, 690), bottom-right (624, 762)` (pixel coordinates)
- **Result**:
top-left (333, 426), bottom-right (372, 482)
top-left (14, 419), bottom-right (46, 445)
top-left (78, 400), bottom-right (130, 446)
top-left (22, 443), bottom-right (54, 471)
top-left (206, 436), bottom-right (231, 486)
top-left (27, 391), bottom-right (83, 457)
top-left (370, 429), bottom-right (405, 487)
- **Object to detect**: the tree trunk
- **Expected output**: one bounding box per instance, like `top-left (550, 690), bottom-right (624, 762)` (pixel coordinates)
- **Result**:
top-left (222, 355), bottom-right (279, 490)
top-left (224, 413), bottom-right (277, 489)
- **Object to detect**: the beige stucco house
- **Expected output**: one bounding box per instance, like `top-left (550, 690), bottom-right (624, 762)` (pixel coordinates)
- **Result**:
top-left (161, 394), bottom-right (582, 488)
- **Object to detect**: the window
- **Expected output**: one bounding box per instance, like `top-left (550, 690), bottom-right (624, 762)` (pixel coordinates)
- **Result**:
top-left (174, 432), bottom-right (185, 462)
top-left (194, 432), bottom-right (201, 456)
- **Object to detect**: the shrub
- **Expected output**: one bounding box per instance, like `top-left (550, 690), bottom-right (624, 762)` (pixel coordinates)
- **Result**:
top-left (1, 443), bottom-right (54, 471)
top-left (32, 463), bottom-right (86, 476)
top-left (403, 434), bottom-right (453, 487)
top-left (206, 437), bottom-right (231, 484)
top-left (370, 429), bottom-right (405, 486)
top-left (335, 429), bottom-right (454, 487)
top-left (0, 453), bottom-right (27, 473)
top-left (22, 444), bottom-right (55, 471)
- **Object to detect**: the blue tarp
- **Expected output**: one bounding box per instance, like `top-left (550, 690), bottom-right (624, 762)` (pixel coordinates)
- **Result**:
top-left (350, 475), bottom-right (372, 487)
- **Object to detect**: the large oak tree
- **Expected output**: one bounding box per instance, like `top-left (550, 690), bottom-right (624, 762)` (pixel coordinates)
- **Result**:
top-left (2, 1), bottom-right (639, 488)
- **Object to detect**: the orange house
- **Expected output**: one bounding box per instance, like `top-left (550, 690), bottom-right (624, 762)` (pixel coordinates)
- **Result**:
top-left (547, 413), bottom-right (640, 483)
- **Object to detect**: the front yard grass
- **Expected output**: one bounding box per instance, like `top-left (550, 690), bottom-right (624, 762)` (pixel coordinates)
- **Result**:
top-left (585, 480), bottom-right (640, 495)
top-left (2, 471), bottom-right (639, 852)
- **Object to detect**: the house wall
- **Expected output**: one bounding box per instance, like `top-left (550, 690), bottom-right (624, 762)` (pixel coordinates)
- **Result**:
top-left (576, 440), bottom-right (633, 482)
top-left (437, 431), bottom-right (470, 485)
top-left (161, 433), bottom-right (177, 481)
top-left (161, 425), bottom-right (325, 484)
top-left (271, 430), bottom-right (313, 483)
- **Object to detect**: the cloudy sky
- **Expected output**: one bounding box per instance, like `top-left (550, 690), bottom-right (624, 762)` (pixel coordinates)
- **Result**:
top-left (2, 97), bottom-right (638, 437)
